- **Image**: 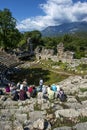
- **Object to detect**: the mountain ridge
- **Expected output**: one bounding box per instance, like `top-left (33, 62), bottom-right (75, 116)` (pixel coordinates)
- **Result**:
top-left (41, 21), bottom-right (87, 36)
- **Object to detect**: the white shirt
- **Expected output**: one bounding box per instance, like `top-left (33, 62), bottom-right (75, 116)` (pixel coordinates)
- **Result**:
top-left (39, 79), bottom-right (43, 86)
top-left (20, 84), bottom-right (23, 90)
top-left (56, 85), bottom-right (60, 92)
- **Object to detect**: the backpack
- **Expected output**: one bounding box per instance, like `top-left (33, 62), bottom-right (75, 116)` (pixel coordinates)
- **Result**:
top-left (13, 91), bottom-right (19, 101)
top-left (58, 91), bottom-right (67, 102)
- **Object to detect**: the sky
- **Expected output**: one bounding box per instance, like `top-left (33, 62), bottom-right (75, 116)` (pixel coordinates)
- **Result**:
top-left (0, 0), bottom-right (87, 31)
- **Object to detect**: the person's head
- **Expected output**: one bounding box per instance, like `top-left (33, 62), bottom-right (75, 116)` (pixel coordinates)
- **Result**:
top-left (33, 86), bottom-right (35, 89)
top-left (17, 81), bottom-right (21, 84)
top-left (23, 79), bottom-right (27, 82)
top-left (29, 85), bottom-right (33, 88)
top-left (8, 83), bottom-right (11, 86)
top-left (48, 85), bottom-right (51, 87)
top-left (60, 88), bottom-right (63, 91)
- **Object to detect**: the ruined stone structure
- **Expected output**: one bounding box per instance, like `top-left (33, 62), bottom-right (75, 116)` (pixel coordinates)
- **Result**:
top-left (35, 42), bottom-right (87, 68)
top-left (57, 43), bottom-right (74, 63)
top-left (35, 42), bottom-right (74, 63)
top-left (35, 46), bottom-right (54, 60)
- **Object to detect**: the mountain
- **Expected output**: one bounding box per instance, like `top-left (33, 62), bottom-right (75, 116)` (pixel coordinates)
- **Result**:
top-left (41, 21), bottom-right (87, 37)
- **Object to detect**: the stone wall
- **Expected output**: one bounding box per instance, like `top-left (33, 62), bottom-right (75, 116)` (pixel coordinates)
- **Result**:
top-left (35, 43), bottom-right (87, 67)
top-left (35, 42), bottom-right (74, 63)
top-left (35, 46), bottom-right (54, 60)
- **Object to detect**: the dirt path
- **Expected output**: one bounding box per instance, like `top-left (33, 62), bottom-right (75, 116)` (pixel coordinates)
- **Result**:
top-left (49, 69), bottom-right (75, 76)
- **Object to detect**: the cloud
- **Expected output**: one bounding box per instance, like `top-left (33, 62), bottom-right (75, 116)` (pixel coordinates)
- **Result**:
top-left (17, 0), bottom-right (87, 31)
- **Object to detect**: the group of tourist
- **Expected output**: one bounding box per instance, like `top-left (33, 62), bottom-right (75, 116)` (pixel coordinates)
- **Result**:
top-left (0, 78), bottom-right (67, 102)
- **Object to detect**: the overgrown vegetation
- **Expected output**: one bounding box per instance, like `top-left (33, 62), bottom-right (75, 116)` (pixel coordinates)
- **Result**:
top-left (76, 64), bottom-right (87, 71)
top-left (78, 116), bottom-right (87, 122)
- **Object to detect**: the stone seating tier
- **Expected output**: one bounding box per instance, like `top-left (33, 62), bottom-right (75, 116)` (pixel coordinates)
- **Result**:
top-left (0, 51), bottom-right (20, 73)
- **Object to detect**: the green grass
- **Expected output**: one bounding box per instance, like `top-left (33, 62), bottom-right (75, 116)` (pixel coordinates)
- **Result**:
top-left (78, 116), bottom-right (87, 122)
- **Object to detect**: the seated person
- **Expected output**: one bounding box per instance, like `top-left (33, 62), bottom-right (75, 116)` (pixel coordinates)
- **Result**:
top-left (55, 85), bottom-right (60, 98)
top-left (32, 86), bottom-right (37, 98)
top-left (42, 85), bottom-right (47, 94)
top-left (20, 83), bottom-right (24, 90)
top-left (51, 84), bottom-right (57, 92)
top-left (23, 79), bottom-right (27, 86)
top-left (37, 91), bottom-right (43, 99)
top-left (58, 88), bottom-right (67, 102)
top-left (47, 85), bottom-right (51, 94)
top-left (10, 85), bottom-right (16, 95)
top-left (36, 86), bottom-right (42, 92)
top-left (16, 82), bottom-right (21, 89)
top-left (12, 91), bottom-right (19, 101)
top-left (56, 85), bottom-right (60, 92)
top-left (5, 83), bottom-right (10, 93)
top-left (48, 87), bottom-right (55, 100)
top-left (23, 79), bottom-right (28, 92)
top-left (19, 87), bottom-right (27, 100)
top-left (27, 86), bottom-right (33, 97)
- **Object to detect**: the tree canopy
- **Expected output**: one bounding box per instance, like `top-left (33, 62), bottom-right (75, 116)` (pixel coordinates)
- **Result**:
top-left (0, 8), bottom-right (21, 49)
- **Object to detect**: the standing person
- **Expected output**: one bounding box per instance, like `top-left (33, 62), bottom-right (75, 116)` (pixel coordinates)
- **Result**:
top-left (42, 85), bottom-right (47, 99)
top-left (39, 78), bottom-right (43, 91)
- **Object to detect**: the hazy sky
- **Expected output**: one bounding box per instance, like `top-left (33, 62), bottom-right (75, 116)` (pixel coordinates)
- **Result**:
top-left (0, 0), bottom-right (87, 31)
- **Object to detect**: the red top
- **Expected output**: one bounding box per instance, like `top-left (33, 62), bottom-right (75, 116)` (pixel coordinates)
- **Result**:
top-left (28, 87), bottom-right (33, 93)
